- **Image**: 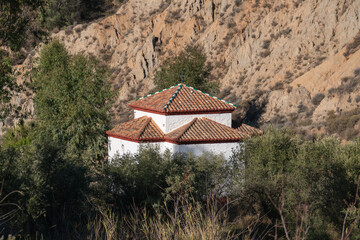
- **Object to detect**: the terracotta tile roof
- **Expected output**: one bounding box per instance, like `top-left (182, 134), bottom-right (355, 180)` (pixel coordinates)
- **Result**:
top-left (106, 116), bottom-right (164, 142)
top-left (129, 84), bottom-right (236, 114)
top-left (165, 117), bottom-right (249, 144)
top-left (237, 123), bottom-right (263, 136)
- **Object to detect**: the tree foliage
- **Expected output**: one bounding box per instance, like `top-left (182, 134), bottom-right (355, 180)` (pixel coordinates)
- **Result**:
top-left (154, 46), bottom-right (217, 93)
top-left (102, 147), bottom-right (231, 209)
top-left (32, 40), bottom-right (113, 164)
top-left (39, 0), bottom-right (121, 30)
top-left (0, 0), bottom-right (43, 50)
top-left (0, 40), bottom-right (114, 237)
top-left (233, 128), bottom-right (358, 239)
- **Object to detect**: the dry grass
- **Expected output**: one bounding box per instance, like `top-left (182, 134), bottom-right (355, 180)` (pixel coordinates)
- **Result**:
top-left (82, 197), bottom-right (236, 240)
top-left (126, 199), bottom-right (235, 240)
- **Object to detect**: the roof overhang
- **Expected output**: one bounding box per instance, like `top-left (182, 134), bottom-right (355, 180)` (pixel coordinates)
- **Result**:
top-left (106, 132), bottom-right (242, 145)
top-left (130, 106), bottom-right (235, 115)
top-left (106, 131), bottom-right (164, 143)
top-left (164, 139), bottom-right (243, 145)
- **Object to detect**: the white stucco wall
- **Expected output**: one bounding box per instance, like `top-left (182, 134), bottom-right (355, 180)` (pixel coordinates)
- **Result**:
top-left (108, 137), bottom-right (139, 161)
top-left (108, 137), bottom-right (174, 161)
top-left (174, 142), bottom-right (241, 160)
top-left (166, 113), bottom-right (232, 132)
top-left (134, 110), bottom-right (167, 132)
top-left (134, 110), bottom-right (232, 133)
top-left (109, 136), bottom-right (241, 161)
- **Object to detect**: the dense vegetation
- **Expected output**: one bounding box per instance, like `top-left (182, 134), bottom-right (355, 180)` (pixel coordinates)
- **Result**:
top-left (154, 46), bottom-right (218, 94)
top-left (0, 0), bottom-right (121, 123)
top-left (2, 124), bottom-right (360, 238)
top-left (40, 0), bottom-right (122, 30)
top-left (1, 6), bottom-right (360, 238)
top-left (1, 42), bottom-right (360, 239)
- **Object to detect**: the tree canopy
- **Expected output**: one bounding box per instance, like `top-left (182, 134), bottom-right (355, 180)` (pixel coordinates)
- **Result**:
top-left (32, 40), bottom-right (113, 164)
top-left (154, 46), bottom-right (217, 94)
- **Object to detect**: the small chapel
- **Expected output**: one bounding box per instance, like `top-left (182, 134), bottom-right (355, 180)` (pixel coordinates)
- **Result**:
top-left (106, 83), bottom-right (263, 160)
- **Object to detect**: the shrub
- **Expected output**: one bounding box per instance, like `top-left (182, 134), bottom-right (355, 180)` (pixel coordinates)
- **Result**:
top-left (311, 93), bottom-right (325, 105)
top-left (285, 70), bottom-right (293, 79)
top-left (271, 82), bottom-right (284, 90)
top-left (233, 128), bottom-right (355, 239)
top-left (297, 102), bottom-right (307, 113)
top-left (227, 20), bottom-right (236, 28)
top-left (343, 31), bottom-right (360, 57)
top-left (219, 87), bottom-right (232, 98)
top-left (326, 108), bottom-right (360, 140)
top-left (259, 50), bottom-right (271, 58)
top-left (294, 0), bottom-right (304, 8)
top-left (328, 73), bottom-right (360, 95)
top-left (65, 27), bottom-right (73, 35)
top-left (223, 4), bottom-right (231, 12)
top-left (263, 3), bottom-right (272, 9)
top-left (262, 39), bottom-right (271, 49)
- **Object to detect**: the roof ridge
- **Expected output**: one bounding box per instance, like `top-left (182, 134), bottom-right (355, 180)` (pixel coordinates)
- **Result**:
top-left (201, 117), bottom-right (237, 131)
top-left (179, 117), bottom-right (198, 140)
top-left (183, 84), bottom-right (238, 108)
top-left (166, 118), bottom-right (198, 140)
top-left (136, 117), bottom-right (152, 140)
top-left (164, 84), bottom-right (182, 111)
top-left (202, 117), bottom-right (251, 138)
top-left (150, 119), bottom-right (165, 137)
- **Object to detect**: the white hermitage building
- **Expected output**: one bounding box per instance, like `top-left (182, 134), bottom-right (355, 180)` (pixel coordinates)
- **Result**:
top-left (106, 83), bottom-right (263, 160)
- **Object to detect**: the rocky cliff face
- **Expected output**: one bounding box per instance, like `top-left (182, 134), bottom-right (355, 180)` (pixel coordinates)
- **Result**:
top-left (4, 0), bottom-right (360, 138)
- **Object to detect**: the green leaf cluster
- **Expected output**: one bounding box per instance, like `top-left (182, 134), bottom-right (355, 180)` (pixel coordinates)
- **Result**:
top-left (0, 40), bottom-right (114, 237)
top-left (0, 0), bottom-right (43, 50)
top-left (102, 147), bottom-right (231, 209)
top-left (39, 0), bottom-right (122, 30)
top-left (233, 128), bottom-right (360, 239)
top-left (154, 46), bottom-right (217, 94)
top-left (32, 40), bottom-right (113, 164)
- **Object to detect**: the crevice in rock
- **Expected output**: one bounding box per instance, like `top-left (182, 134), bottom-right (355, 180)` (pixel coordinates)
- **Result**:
top-left (211, 0), bottom-right (215, 22)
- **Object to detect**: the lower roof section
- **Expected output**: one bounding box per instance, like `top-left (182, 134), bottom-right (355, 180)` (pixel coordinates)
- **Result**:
top-left (106, 116), bottom-right (262, 144)
top-left (165, 117), bottom-right (249, 144)
top-left (105, 116), bottom-right (164, 142)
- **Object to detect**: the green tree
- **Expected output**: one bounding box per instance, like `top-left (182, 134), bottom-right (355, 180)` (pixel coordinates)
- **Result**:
top-left (39, 0), bottom-right (122, 30)
top-left (233, 128), bottom-right (353, 239)
top-left (102, 146), bottom-right (230, 210)
top-left (32, 40), bottom-right (113, 165)
top-left (0, 0), bottom-right (43, 50)
top-left (40, 0), bottom-right (81, 29)
top-left (0, 40), bottom-right (114, 237)
top-left (154, 46), bottom-right (217, 93)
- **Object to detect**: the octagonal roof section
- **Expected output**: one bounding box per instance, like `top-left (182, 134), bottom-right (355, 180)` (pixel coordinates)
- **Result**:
top-left (129, 84), bottom-right (237, 115)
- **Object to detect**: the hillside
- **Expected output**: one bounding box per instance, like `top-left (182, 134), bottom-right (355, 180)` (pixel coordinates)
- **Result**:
top-left (4, 0), bottom-right (360, 138)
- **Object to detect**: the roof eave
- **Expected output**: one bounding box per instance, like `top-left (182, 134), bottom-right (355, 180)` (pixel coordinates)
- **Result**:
top-left (164, 138), bottom-right (243, 145)
top-left (129, 106), bottom-right (235, 115)
top-left (106, 132), bottom-right (165, 143)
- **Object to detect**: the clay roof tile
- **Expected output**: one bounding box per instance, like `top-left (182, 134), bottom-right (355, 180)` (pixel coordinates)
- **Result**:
top-left (129, 84), bottom-right (236, 114)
